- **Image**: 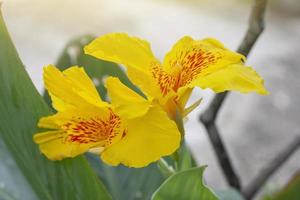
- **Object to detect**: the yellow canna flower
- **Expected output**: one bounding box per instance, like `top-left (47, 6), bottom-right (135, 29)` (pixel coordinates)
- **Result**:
top-left (33, 65), bottom-right (180, 168)
top-left (84, 33), bottom-right (268, 118)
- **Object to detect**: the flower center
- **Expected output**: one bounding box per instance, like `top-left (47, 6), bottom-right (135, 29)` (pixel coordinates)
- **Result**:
top-left (62, 110), bottom-right (122, 146)
top-left (151, 48), bottom-right (221, 96)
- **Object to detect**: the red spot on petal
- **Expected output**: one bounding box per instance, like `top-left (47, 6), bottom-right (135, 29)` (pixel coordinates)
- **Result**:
top-left (63, 109), bottom-right (123, 146)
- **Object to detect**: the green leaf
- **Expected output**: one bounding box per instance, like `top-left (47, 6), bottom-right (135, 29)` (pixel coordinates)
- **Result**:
top-left (0, 8), bottom-right (111, 200)
top-left (45, 35), bottom-right (164, 200)
top-left (151, 166), bottom-right (219, 200)
top-left (265, 171), bottom-right (300, 200)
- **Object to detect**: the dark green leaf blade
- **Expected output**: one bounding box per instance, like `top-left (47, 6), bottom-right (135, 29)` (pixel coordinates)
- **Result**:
top-left (151, 166), bottom-right (219, 200)
top-left (0, 8), bottom-right (111, 200)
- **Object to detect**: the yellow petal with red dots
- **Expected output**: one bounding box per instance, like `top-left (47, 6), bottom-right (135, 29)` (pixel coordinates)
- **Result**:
top-left (34, 105), bottom-right (123, 160)
top-left (100, 106), bottom-right (181, 167)
top-left (163, 37), bottom-right (244, 87)
top-left (191, 64), bottom-right (268, 95)
top-left (163, 36), bottom-right (267, 94)
top-left (105, 77), bottom-right (151, 119)
top-left (44, 65), bottom-right (106, 111)
top-left (34, 130), bottom-right (99, 160)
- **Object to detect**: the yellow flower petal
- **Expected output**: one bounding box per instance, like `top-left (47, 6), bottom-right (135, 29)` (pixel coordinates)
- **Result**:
top-left (191, 64), bottom-right (268, 94)
top-left (162, 36), bottom-right (268, 94)
top-left (105, 77), bottom-right (151, 119)
top-left (100, 106), bottom-right (181, 168)
top-left (163, 36), bottom-right (244, 87)
top-left (34, 130), bottom-right (98, 160)
top-left (84, 33), bottom-right (162, 98)
top-left (62, 66), bottom-right (103, 103)
top-left (164, 36), bottom-right (243, 71)
top-left (84, 33), bottom-right (156, 72)
top-left (126, 66), bottom-right (162, 98)
top-left (44, 65), bottom-right (106, 111)
top-left (49, 93), bottom-right (74, 112)
top-left (38, 115), bottom-right (60, 129)
top-left (34, 105), bottom-right (124, 160)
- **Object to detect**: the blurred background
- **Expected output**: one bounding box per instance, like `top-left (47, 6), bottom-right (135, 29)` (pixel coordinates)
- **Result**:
top-left (0, 0), bottom-right (299, 199)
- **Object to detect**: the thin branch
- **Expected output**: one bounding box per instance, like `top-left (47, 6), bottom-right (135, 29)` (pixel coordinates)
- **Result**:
top-left (242, 135), bottom-right (300, 200)
top-left (238, 0), bottom-right (267, 56)
top-left (203, 121), bottom-right (240, 188)
top-left (200, 0), bottom-right (268, 190)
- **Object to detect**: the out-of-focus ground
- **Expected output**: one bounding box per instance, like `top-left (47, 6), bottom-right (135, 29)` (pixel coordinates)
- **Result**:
top-left (0, 0), bottom-right (300, 199)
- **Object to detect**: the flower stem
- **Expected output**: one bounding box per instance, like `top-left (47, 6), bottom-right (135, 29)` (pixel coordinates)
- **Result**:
top-left (174, 109), bottom-right (185, 138)
top-left (157, 158), bottom-right (175, 177)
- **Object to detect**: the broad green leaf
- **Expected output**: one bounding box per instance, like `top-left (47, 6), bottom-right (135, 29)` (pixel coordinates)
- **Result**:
top-left (264, 171), bottom-right (300, 200)
top-left (0, 8), bottom-right (111, 200)
top-left (45, 35), bottom-right (164, 200)
top-left (151, 166), bottom-right (219, 200)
